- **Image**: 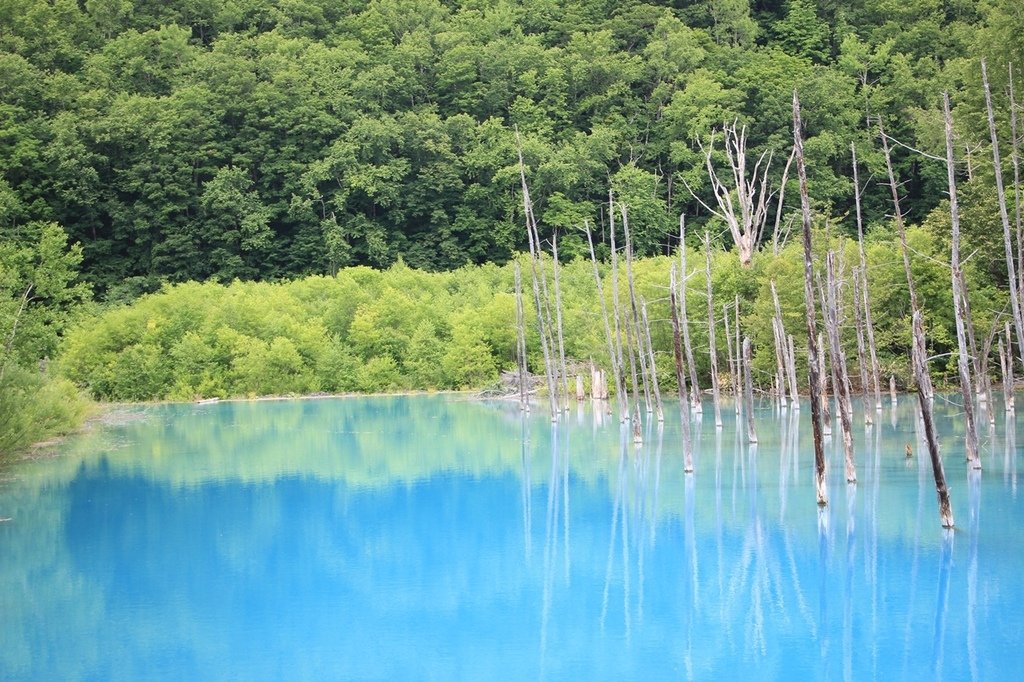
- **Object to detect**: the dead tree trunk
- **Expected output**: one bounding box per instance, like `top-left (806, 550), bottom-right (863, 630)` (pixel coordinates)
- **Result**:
top-left (678, 216), bottom-right (702, 412)
top-left (914, 312), bottom-right (956, 528)
top-left (880, 117), bottom-right (954, 528)
top-left (1000, 334), bottom-right (1014, 411)
top-left (943, 91), bottom-right (981, 468)
top-left (983, 59), bottom-right (1024, 371)
top-left (687, 122), bottom-right (777, 267)
top-left (852, 266), bottom-right (873, 424)
top-left (551, 231), bottom-right (571, 412)
top-left (1005, 321), bottom-right (1016, 410)
top-left (852, 143), bottom-right (883, 411)
top-left (770, 280), bottom-right (793, 408)
top-left (818, 332), bottom-right (832, 437)
top-left (670, 264), bottom-right (695, 473)
top-left (786, 334), bottom-right (800, 407)
top-left (742, 336), bottom-right (758, 444)
top-left (517, 140), bottom-right (559, 420)
top-left (610, 197), bottom-right (637, 420)
top-left (890, 375), bottom-right (897, 406)
top-left (723, 302), bottom-right (737, 403)
top-left (585, 219), bottom-right (625, 417)
top-left (640, 297), bottom-right (665, 422)
top-left (734, 296), bottom-right (742, 415)
top-left (1009, 64), bottom-right (1024, 312)
top-left (824, 251), bottom-right (857, 483)
top-left (793, 90), bottom-right (828, 507)
top-left (514, 261), bottom-right (529, 411)
top-left (622, 206), bottom-right (653, 414)
top-left (704, 232), bottom-right (723, 427)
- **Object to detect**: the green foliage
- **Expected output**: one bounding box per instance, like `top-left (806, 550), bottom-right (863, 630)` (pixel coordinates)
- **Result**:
top-left (0, 221), bottom-right (91, 459)
top-left (59, 230), bottom-right (1000, 402)
top-left (0, 0), bottom-right (1011, 292)
top-left (0, 364), bottom-right (91, 461)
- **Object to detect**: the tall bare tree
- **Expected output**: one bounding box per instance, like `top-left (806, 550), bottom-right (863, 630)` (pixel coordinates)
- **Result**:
top-left (983, 60), bottom-right (1024, 371)
top-left (880, 117), bottom-right (955, 528)
top-left (687, 122), bottom-right (783, 267)
top-left (943, 92), bottom-right (981, 468)
top-left (793, 91), bottom-right (828, 507)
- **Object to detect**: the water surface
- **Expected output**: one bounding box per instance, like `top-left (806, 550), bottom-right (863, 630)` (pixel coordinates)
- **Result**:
top-left (1, 394), bottom-right (1022, 680)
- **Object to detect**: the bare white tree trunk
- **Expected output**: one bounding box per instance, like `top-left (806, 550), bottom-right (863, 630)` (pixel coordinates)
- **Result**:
top-left (769, 280), bottom-right (792, 408)
top-left (943, 91), bottom-right (981, 468)
top-left (610, 197), bottom-right (637, 421)
top-left (1009, 64), bottom-right (1024, 313)
top-left (678, 216), bottom-right (702, 412)
top-left (640, 297), bottom-right (665, 421)
top-left (880, 117), bottom-right (954, 528)
top-left (983, 60), bottom-right (1024, 371)
top-left (852, 143), bottom-right (883, 411)
top-left (551, 231), bottom-right (571, 412)
top-left (514, 262), bottom-right (528, 411)
top-left (723, 302), bottom-right (736, 403)
top-left (742, 337), bottom-right (757, 444)
top-left (818, 332), bottom-right (832, 437)
top-left (585, 220), bottom-right (624, 417)
top-left (687, 122), bottom-right (778, 267)
top-left (824, 252), bottom-right (857, 483)
top-left (517, 138), bottom-right (558, 420)
top-left (793, 90), bottom-right (828, 507)
top-left (622, 206), bottom-right (653, 414)
top-left (704, 233), bottom-right (723, 427)
top-left (852, 266), bottom-right (873, 424)
top-left (734, 296), bottom-right (741, 415)
top-left (670, 264), bottom-right (694, 472)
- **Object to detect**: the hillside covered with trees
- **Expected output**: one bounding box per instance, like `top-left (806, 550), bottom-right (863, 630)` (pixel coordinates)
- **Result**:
top-left (2, 0), bottom-right (1024, 454)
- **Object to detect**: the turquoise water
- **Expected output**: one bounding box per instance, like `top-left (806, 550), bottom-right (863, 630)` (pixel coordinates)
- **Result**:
top-left (1, 394), bottom-right (1022, 680)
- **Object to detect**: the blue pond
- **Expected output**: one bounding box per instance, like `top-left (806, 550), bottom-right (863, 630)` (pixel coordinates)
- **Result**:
top-left (1, 394), bottom-right (1022, 680)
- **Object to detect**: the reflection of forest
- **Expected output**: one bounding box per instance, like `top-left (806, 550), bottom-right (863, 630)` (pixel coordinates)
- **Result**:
top-left (7, 394), bottom-right (1007, 534)
top-left (2, 395), bottom-right (1023, 678)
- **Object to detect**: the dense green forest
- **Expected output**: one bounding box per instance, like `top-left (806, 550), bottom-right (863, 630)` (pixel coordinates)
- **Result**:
top-left (55, 227), bottom-right (1001, 401)
top-left (2, 0), bottom-right (1024, 456)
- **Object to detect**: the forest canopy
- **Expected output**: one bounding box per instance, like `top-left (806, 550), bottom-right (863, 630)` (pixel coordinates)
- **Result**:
top-left (1, 0), bottom-right (1021, 297)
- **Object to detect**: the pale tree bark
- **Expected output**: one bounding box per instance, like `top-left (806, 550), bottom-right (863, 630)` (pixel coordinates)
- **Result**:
top-left (786, 334), bottom-right (800, 407)
top-left (514, 261), bottom-right (528, 411)
top-left (585, 220), bottom-right (625, 418)
top-left (670, 264), bottom-right (695, 472)
top-left (943, 91), bottom-right (981, 469)
top-left (704, 232), bottom-right (723, 427)
top-left (742, 336), bottom-right (757, 444)
top-left (1009, 64), bottom-right (1023, 311)
top-left (677, 216), bottom-right (702, 411)
top-left (1000, 334), bottom-right (1014, 411)
top-left (640, 297), bottom-right (665, 422)
top-left (770, 280), bottom-right (795, 407)
top-left (824, 252), bottom-right (857, 483)
top-left (983, 59), bottom-right (1024, 371)
top-left (723, 302), bottom-right (737, 403)
top-left (687, 122), bottom-right (778, 267)
top-left (880, 117), bottom-right (954, 528)
top-left (551, 231), bottom-right (570, 412)
top-left (606, 196), bottom-right (630, 417)
top-left (622, 206), bottom-right (652, 414)
top-left (852, 267), bottom-right (873, 424)
top-left (852, 143), bottom-right (883, 411)
top-left (818, 332), bottom-right (832, 437)
top-left (793, 90), bottom-right (828, 507)
top-left (734, 296), bottom-right (741, 415)
top-left (517, 137), bottom-right (558, 420)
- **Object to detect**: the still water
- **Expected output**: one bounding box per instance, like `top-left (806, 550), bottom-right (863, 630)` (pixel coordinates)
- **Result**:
top-left (1, 394), bottom-right (1022, 680)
